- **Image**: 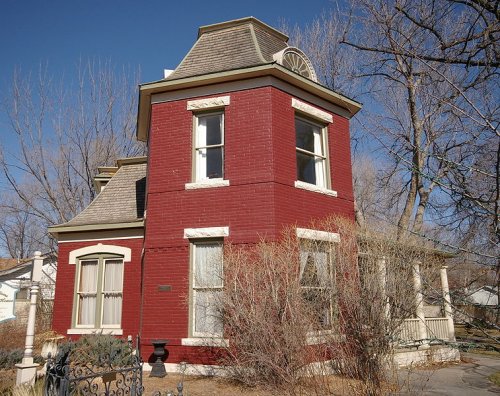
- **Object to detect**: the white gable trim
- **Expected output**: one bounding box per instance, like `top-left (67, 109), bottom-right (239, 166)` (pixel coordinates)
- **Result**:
top-left (296, 228), bottom-right (340, 243)
top-left (184, 227), bottom-right (229, 239)
top-left (68, 243), bottom-right (132, 264)
top-left (292, 98), bottom-right (333, 123)
top-left (187, 95), bottom-right (230, 110)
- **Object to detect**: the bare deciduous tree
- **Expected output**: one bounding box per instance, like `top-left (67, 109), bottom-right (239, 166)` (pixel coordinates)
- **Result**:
top-left (213, 217), bottom-right (444, 395)
top-left (0, 60), bottom-right (145, 257)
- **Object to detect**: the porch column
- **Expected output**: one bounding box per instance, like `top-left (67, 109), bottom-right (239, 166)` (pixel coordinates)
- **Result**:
top-left (413, 261), bottom-right (429, 348)
top-left (377, 256), bottom-right (390, 319)
top-left (16, 251), bottom-right (43, 385)
top-left (440, 265), bottom-right (456, 341)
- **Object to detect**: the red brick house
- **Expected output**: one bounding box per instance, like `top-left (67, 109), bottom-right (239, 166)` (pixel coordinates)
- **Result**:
top-left (49, 17), bottom-right (361, 370)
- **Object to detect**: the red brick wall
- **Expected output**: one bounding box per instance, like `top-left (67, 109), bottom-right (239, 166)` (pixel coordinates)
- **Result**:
top-left (141, 85), bottom-right (354, 363)
top-left (52, 237), bottom-right (143, 340)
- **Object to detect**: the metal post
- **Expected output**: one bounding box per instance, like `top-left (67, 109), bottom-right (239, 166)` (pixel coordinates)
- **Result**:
top-left (413, 261), bottom-right (429, 348)
top-left (16, 251), bottom-right (43, 385)
top-left (440, 265), bottom-right (456, 341)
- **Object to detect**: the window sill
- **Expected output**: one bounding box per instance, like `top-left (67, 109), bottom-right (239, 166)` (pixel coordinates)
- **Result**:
top-left (185, 179), bottom-right (230, 190)
top-left (306, 330), bottom-right (343, 345)
top-left (181, 338), bottom-right (229, 347)
top-left (67, 328), bottom-right (123, 335)
top-left (295, 181), bottom-right (337, 197)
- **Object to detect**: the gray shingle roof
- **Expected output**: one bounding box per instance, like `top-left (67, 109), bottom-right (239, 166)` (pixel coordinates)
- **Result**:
top-left (167, 17), bottom-right (288, 80)
top-left (60, 160), bottom-right (146, 227)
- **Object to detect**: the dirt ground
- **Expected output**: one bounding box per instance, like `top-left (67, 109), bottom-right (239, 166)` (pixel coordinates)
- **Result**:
top-left (142, 373), bottom-right (377, 396)
top-left (143, 374), bottom-right (272, 396)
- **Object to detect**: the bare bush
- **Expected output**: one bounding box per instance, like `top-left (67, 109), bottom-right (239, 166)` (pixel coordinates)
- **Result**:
top-left (213, 217), bottom-right (445, 395)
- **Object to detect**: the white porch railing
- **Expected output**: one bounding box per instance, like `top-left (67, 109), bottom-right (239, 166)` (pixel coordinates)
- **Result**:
top-left (425, 318), bottom-right (450, 341)
top-left (398, 317), bottom-right (450, 344)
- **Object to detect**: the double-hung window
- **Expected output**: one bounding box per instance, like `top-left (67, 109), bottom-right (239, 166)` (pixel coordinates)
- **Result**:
top-left (192, 242), bottom-right (224, 337)
top-left (74, 255), bottom-right (124, 329)
top-left (194, 112), bottom-right (224, 181)
top-left (299, 242), bottom-right (336, 330)
top-left (295, 117), bottom-right (328, 189)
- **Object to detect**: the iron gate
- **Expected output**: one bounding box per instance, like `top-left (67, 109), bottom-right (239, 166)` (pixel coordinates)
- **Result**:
top-left (44, 349), bottom-right (143, 396)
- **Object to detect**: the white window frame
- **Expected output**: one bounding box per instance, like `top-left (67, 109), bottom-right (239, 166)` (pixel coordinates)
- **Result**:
top-left (295, 115), bottom-right (329, 189)
top-left (185, 96), bottom-right (230, 190)
top-left (292, 98), bottom-right (337, 197)
top-left (73, 254), bottom-right (124, 331)
top-left (67, 244), bottom-right (130, 335)
top-left (193, 111), bottom-right (225, 182)
top-left (190, 241), bottom-right (224, 338)
top-left (297, 228), bottom-right (339, 333)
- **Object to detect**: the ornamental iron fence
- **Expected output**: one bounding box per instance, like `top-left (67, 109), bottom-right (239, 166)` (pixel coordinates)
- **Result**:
top-left (43, 338), bottom-right (143, 396)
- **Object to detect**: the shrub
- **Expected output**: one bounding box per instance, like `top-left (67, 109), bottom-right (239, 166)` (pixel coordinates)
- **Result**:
top-left (0, 349), bottom-right (44, 369)
top-left (56, 334), bottom-right (134, 367)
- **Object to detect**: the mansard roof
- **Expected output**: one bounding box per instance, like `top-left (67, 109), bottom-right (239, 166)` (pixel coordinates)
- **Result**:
top-left (48, 157), bottom-right (147, 234)
top-left (166, 17), bottom-right (288, 81)
top-left (137, 17), bottom-right (362, 141)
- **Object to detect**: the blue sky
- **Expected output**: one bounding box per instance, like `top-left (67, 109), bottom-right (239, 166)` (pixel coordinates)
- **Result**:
top-left (0, 0), bottom-right (334, 86)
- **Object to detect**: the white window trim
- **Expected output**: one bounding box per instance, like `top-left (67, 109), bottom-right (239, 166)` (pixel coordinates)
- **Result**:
top-left (67, 328), bottom-right (123, 335)
top-left (187, 96), bottom-right (230, 110)
top-left (185, 179), bottom-right (230, 190)
top-left (69, 244), bottom-right (131, 264)
top-left (193, 111), bottom-right (225, 182)
top-left (69, 245), bottom-right (127, 334)
top-left (191, 241), bottom-right (224, 339)
top-left (292, 98), bottom-right (333, 123)
top-left (306, 331), bottom-right (344, 345)
top-left (294, 180), bottom-right (338, 197)
top-left (181, 337), bottom-right (229, 347)
top-left (296, 228), bottom-right (340, 243)
top-left (184, 226), bottom-right (229, 239)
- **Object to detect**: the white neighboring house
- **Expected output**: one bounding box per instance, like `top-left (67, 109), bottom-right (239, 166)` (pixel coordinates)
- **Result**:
top-left (0, 253), bottom-right (57, 324)
top-left (468, 286), bottom-right (498, 306)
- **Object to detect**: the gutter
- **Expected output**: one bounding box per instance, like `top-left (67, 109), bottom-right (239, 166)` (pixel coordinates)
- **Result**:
top-left (48, 221), bottom-right (144, 237)
top-left (136, 63), bottom-right (362, 142)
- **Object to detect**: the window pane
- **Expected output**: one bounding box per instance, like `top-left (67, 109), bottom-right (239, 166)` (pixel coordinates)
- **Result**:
top-left (103, 260), bottom-right (124, 292)
top-left (77, 261), bottom-right (98, 326)
top-left (78, 295), bottom-right (97, 325)
top-left (102, 259), bottom-right (123, 326)
top-left (206, 147), bottom-right (223, 179)
top-left (196, 117), bottom-right (207, 147)
top-left (302, 289), bottom-right (332, 329)
top-left (195, 244), bottom-right (223, 288)
top-left (194, 290), bottom-right (223, 336)
top-left (297, 151), bottom-right (316, 185)
top-left (102, 294), bottom-right (122, 325)
top-left (205, 114), bottom-right (222, 145)
top-left (296, 119), bottom-right (319, 153)
top-left (79, 260), bottom-right (98, 292)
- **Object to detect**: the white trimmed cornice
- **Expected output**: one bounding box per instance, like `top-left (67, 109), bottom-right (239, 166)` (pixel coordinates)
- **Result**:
top-left (184, 227), bottom-right (229, 239)
top-left (187, 95), bottom-right (230, 110)
top-left (292, 98), bottom-right (332, 123)
top-left (296, 228), bottom-right (340, 243)
top-left (68, 243), bottom-right (132, 264)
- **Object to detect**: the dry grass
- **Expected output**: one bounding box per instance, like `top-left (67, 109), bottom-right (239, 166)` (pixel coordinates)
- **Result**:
top-left (455, 324), bottom-right (500, 357)
top-left (142, 373), bottom-right (397, 395)
top-left (0, 368), bottom-right (402, 396)
top-left (489, 371), bottom-right (500, 387)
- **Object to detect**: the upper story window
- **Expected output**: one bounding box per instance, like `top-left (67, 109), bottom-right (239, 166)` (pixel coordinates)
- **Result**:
top-left (296, 116), bottom-right (328, 189)
top-left (195, 112), bottom-right (224, 181)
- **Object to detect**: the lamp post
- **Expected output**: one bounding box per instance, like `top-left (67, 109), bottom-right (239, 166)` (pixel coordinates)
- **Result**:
top-left (16, 251), bottom-right (43, 386)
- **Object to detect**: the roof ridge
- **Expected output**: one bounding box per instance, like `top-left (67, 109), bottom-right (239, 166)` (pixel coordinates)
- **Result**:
top-left (198, 17), bottom-right (288, 42)
top-left (249, 24), bottom-right (267, 64)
